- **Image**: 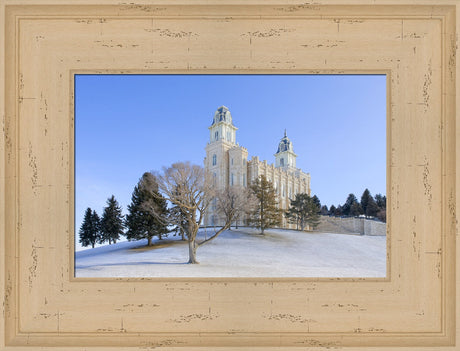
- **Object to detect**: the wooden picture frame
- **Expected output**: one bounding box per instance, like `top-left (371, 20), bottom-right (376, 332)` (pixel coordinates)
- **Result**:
top-left (0, 1), bottom-right (458, 349)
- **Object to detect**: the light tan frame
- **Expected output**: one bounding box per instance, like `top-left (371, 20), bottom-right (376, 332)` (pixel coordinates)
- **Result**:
top-left (0, 1), bottom-right (458, 349)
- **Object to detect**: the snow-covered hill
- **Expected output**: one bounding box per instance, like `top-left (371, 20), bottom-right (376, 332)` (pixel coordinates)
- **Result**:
top-left (75, 228), bottom-right (386, 278)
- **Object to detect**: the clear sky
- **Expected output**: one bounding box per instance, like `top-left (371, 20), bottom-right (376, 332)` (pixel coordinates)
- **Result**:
top-left (75, 74), bottom-right (386, 250)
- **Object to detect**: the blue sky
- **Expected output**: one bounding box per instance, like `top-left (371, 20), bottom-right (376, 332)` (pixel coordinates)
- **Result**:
top-left (75, 74), bottom-right (386, 248)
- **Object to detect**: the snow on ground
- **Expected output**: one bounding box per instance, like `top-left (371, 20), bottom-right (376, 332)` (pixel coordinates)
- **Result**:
top-left (75, 227), bottom-right (386, 278)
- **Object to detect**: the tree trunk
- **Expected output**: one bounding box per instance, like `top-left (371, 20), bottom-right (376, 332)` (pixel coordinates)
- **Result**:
top-left (188, 240), bottom-right (199, 264)
top-left (109, 238), bottom-right (112, 245)
top-left (147, 236), bottom-right (152, 246)
top-left (159, 233), bottom-right (162, 240)
top-left (91, 243), bottom-right (95, 248)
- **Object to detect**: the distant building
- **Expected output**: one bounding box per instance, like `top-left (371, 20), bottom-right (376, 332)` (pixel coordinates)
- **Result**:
top-left (204, 106), bottom-right (311, 228)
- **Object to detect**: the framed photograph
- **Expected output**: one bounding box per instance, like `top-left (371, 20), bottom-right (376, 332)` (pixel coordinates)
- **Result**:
top-left (74, 73), bottom-right (388, 279)
top-left (1, 1), bottom-right (458, 349)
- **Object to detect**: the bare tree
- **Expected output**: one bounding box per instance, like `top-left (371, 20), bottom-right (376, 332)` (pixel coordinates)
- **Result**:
top-left (147, 162), bottom-right (231, 264)
top-left (215, 186), bottom-right (258, 229)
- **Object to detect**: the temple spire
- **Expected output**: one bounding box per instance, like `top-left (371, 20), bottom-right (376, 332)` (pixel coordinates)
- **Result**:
top-left (284, 129), bottom-right (287, 137)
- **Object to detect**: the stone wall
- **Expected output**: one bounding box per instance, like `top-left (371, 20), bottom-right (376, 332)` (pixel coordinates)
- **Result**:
top-left (363, 219), bottom-right (387, 236)
top-left (318, 216), bottom-right (386, 236)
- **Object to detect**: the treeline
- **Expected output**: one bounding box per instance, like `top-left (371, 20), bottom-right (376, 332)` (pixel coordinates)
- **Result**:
top-left (78, 162), bottom-right (385, 263)
top-left (78, 177), bottom-right (169, 249)
top-left (321, 189), bottom-right (386, 222)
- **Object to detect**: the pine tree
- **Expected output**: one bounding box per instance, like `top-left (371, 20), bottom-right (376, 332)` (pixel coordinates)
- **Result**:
top-left (312, 195), bottom-right (321, 214)
top-left (329, 204), bottom-right (337, 216)
top-left (125, 173), bottom-right (169, 246)
top-left (335, 205), bottom-right (343, 216)
top-left (349, 201), bottom-right (363, 216)
top-left (320, 205), bottom-right (329, 215)
top-left (375, 194), bottom-right (386, 209)
top-left (285, 195), bottom-right (303, 230)
top-left (342, 193), bottom-right (358, 216)
top-left (100, 195), bottom-right (125, 245)
top-left (374, 193), bottom-right (387, 222)
top-left (307, 199), bottom-right (321, 229)
top-left (91, 210), bottom-right (101, 240)
top-left (285, 193), bottom-right (321, 231)
top-left (360, 188), bottom-right (371, 215)
top-left (79, 207), bottom-right (101, 248)
top-left (249, 175), bottom-right (282, 234)
top-left (365, 197), bottom-right (380, 217)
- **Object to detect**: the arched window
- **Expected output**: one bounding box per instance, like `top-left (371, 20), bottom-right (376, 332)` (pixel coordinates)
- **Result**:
top-left (215, 131), bottom-right (219, 140)
top-left (280, 158), bottom-right (284, 167)
top-left (212, 154), bottom-right (217, 166)
top-left (227, 131), bottom-right (231, 141)
top-left (231, 173), bottom-right (234, 186)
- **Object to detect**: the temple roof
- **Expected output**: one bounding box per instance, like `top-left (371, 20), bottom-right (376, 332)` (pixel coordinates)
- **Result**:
top-left (276, 129), bottom-right (294, 153)
top-left (212, 105), bottom-right (233, 125)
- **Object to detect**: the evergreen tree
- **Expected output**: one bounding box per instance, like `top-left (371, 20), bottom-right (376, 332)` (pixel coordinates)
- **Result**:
top-left (360, 188), bottom-right (371, 215)
top-left (349, 201), bottom-right (363, 216)
top-left (342, 193), bottom-right (358, 216)
top-left (79, 207), bottom-right (101, 248)
top-left (365, 197), bottom-right (380, 217)
top-left (92, 210), bottom-right (101, 234)
top-left (285, 194), bottom-right (304, 230)
top-left (249, 175), bottom-right (282, 234)
top-left (100, 195), bottom-right (125, 245)
top-left (125, 173), bottom-right (169, 246)
top-left (312, 195), bottom-right (321, 214)
top-left (285, 193), bottom-right (321, 231)
top-left (320, 205), bottom-right (329, 215)
top-left (375, 194), bottom-right (386, 209)
top-left (329, 204), bottom-right (337, 216)
top-left (374, 193), bottom-right (386, 222)
top-left (335, 205), bottom-right (343, 216)
top-left (307, 197), bottom-right (321, 229)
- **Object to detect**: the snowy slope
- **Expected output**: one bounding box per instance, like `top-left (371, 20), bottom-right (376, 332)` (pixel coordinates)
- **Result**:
top-left (75, 228), bottom-right (386, 278)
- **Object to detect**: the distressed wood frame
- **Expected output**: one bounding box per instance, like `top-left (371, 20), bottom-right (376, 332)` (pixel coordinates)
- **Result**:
top-left (0, 1), bottom-right (458, 349)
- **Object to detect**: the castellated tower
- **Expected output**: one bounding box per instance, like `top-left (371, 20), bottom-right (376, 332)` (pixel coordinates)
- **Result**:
top-left (204, 106), bottom-right (248, 226)
top-left (274, 130), bottom-right (297, 170)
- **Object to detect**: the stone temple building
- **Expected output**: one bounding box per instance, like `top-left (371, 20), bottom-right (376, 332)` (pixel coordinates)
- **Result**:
top-left (203, 106), bottom-right (311, 228)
